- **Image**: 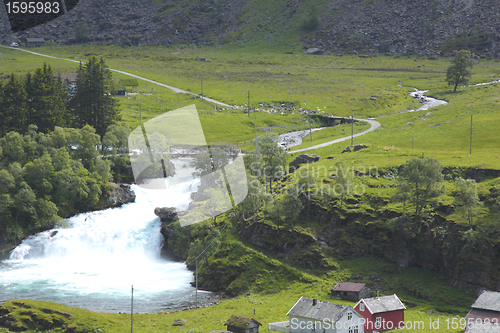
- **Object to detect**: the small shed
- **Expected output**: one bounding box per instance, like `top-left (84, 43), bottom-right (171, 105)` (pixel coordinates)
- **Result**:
top-left (354, 294), bottom-right (406, 332)
top-left (331, 282), bottom-right (373, 301)
top-left (25, 38), bottom-right (45, 47)
top-left (120, 78), bottom-right (139, 92)
top-left (225, 315), bottom-right (262, 333)
top-left (113, 83), bottom-right (127, 96)
top-left (465, 290), bottom-right (500, 333)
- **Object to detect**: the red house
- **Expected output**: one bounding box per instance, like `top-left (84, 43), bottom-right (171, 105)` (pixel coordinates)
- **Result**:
top-left (354, 294), bottom-right (406, 332)
top-left (465, 290), bottom-right (500, 333)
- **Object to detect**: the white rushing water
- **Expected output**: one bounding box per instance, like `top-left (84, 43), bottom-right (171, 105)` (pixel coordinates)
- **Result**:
top-left (0, 158), bottom-right (213, 313)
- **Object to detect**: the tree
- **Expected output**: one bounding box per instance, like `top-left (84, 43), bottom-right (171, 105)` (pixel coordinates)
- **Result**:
top-left (269, 187), bottom-right (303, 229)
top-left (70, 56), bottom-right (120, 136)
top-left (393, 179), bottom-right (411, 219)
top-left (255, 133), bottom-right (287, 193)
top-left (78, 125), bottom-right (101, 169)
top-left (398, 157), bottom-right (444, 221)
top-left (187, 221), bottom-right (220, 266)
top-left (1, 74), bottom-right (27, 135)
top-left (454, 177), bottom-right (481, 229)
top-left (446, 50), bottom-right (473, 92)
top-left (23, 153), bottom-right (55, 198)
top-left (102, 123), bottom-right (130, 156)
top-left (0, 131), bottom-right (26, 164)
top-left (332, 161), bottom-right (353, 210)
top-left (241, 177), bottom-right (270, 223)
top-left (25, 63), bottom-right (68, 132)
top-left (282, 187), bottom-right (303, 229)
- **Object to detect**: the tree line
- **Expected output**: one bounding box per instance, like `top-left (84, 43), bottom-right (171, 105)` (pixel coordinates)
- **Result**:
top-left (0, 123), bottom-right (130, 242)
top-left (0, 56), bottom-right (120, 138)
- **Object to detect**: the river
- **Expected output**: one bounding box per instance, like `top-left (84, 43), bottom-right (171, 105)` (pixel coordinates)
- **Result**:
top-left (0, 159), bottom-right (215, 313)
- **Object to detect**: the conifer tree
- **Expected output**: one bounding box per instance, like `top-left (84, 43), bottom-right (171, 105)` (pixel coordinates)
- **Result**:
top-left (71, 56), bottom-right (120, 136)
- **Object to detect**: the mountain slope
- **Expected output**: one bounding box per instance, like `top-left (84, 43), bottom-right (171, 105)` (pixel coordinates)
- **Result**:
top-left (2, 0), bottom-right (500, 56)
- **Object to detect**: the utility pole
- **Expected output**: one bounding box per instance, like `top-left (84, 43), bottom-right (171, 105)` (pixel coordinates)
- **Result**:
top-left (248, 90), bottom-right (250, 117)
top-left (308, 111), bottom-right (312, 142)
top-left (254, 116), bottom-right (258, 154)
top-left (351, 111), bottom-right (354, 147)
top-left (201, 78), bottom-right (203, 100)
top-left (195, 258), bottom-right (198, 309)
top-left (470, 114), bottom-right (473, 154)
top-left (131, 285), bottom-right (134, 333)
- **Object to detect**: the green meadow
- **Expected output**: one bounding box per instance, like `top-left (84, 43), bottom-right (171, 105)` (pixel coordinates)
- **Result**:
top-left (1, 44), bottom-right (500, 332)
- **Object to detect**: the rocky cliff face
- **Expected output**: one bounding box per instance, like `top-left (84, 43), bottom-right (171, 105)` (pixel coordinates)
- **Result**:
top-left (239, 203), bottom-right (500, 293)
top-left (3, 0), bottom-right (500, 57)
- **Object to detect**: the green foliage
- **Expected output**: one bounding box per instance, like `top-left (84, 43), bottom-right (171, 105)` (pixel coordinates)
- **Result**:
top-left (25, 63), bottom-right (68, 132)
top-left (1, 74), bottom-right (26, 137)
top-left (240, 176), bottom-right (270, 223)
top-left (398, 156), bottom-right (444, 222)
top-left (70, 56), bottom-right (121, 137)
top-left (332, 161), bottom-right (353, 209)
top-left (454, 177), bottom-right (481, 229)
top-left (102, 123), bottom-right (130, 156)
top-left (0, 64), bottom-right (69, 136)
top-left (446, 50), bottom-right (473, 92)
top-left (254, 133), bottom-right (287, 193)
top-left (0, 126), bottom-right (112, 242)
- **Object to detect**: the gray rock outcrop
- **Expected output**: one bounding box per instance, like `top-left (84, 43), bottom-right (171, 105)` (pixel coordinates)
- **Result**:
top-left (289, 154), bottom-right (320, 172)
top-left (107, 183), bottom-right (136, 207)
top-left (154, 207), bottom-right (178, 222)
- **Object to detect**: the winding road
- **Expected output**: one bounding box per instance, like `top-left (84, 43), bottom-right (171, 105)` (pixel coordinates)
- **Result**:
top-left (7, 45), bottom-right (465, 154)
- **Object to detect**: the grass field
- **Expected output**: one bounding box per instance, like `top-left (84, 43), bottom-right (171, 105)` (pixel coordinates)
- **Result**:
top-left (0, 254), bottom-right (474, 333)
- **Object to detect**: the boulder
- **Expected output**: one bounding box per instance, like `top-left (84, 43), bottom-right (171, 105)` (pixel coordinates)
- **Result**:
top-left (173, 319), bottom-right (187, 326)
top-left (154, 207), bottom-right (178, 222)
top-left (107, 183), bottom-right (136, 207)
top-left (304, 48), bottom-right (329, 55)
top-left (197, 57), bottom-right (207, 61)
top-left (354, 144), bottom-right (367, 151)
top-left (341, 144), bottom-right (367, 153)
top-left (289, 154), bottom-right (320, 172)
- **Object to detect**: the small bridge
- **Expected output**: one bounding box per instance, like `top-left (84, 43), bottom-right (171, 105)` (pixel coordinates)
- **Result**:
top-left (169, 144), bottom-right (240, 158)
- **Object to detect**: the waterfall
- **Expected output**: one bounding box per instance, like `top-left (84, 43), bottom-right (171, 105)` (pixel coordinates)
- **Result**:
top-left (0, 158), bottom-right (207, 313)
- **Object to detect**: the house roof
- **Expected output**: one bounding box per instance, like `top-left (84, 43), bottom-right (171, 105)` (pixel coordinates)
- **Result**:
top-left (471, 291), bottom-right (500, 312)
top-left (225, 315), bottom-right (261, 329)
top-left (55, 73), bottom-right (78, 82)
top-left (26, 38), bottom-right (45, 42)
top-left (333, 282), bottom-right (366, 292)
top-left (120, 78), bottom-right (139, 86)
top-left (286, 297), bottom-right (355, 322)
top-left (355, 294), bottom-right (406, 314)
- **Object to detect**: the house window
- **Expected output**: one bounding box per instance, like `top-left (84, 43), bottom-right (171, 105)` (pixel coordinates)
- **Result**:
top-left (375, 317), bottom-right (382, 328)
top-left (348, 312), bottom-right (352, 320)
top-left (359, 303), bottom-right (365, 312)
